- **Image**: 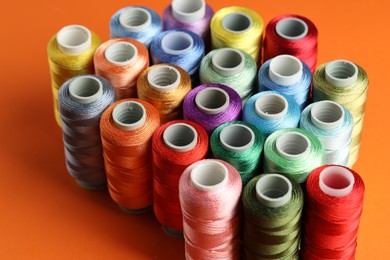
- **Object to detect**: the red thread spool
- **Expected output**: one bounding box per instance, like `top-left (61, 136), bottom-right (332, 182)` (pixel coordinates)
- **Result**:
top-left (100, 98), bottom-right (160, 213)
top-left (302, 165), bottom-right (365, 259)
top-left (152, 120), bottom-right (208, 236)
top-left (264, 15), bottom-right (318, 72)
top-left (94, 38), bottom-right (149, 100)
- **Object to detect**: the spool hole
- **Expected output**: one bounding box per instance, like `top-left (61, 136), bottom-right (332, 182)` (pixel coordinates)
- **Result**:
top-left (319, 166), bottom-right (355, 197)
top-left (56, 25), bottom-right (91, 55)
top-left (276, 132), bottom-right (310, 160)
top-left (325, 60), bottom-right (358, 87)
top-left (147, 65), bottom-right (181, 91)
top-left (119, 7), bottom-right (152, 32)
top-left (105, 41), bottom-right (138, 65)
top-left (222, 12), bottom-right (253, 33)
top-left (255, 93), bottom-right (288, 120)
top-left (269, 55), bottom-right (303, 86)
top-left (195, 87), bottom-right (230, 114)
top-left (163, 123), bottom-right (198, 152)
top-left (161, 31), bottom-right (194, 55)
top-left (212, 48), bottom-right (245, 76)
top-left (275, 17), bottom-right (308, 40)
top-left (191, 160), bottom-right (228, 191)
top-left (311, 101), bottom-right (345, 129)
top-left (69, 76), bottom-right (103, 104)
top-left (220, 124), bottom-right (254, 152)
top-left (112, 101), bottom-right (146, 130)
top-left (256, 174), bottom-right (292, 207)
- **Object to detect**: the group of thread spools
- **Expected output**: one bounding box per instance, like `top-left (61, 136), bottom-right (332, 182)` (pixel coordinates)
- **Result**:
top-left (48, 0), bottom-right (368, 259)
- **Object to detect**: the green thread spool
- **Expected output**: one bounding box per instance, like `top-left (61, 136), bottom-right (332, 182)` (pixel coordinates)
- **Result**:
top-left (211, 121), bottom-right (264, 185)
top-left (243, 174), bottom-right (303, 259)
top-left (263, 128), bottom-right (323, 183)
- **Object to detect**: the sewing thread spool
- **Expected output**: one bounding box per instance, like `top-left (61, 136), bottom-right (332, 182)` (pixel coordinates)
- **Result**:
top-left (200, 48), bottom-right (257, 102)
top-left (210, 6), bottom-right (264, 62)
top-left (264, 128), bottom-right (324, 183)
top-left (259, 55), bottom-right (312, 109)
top-left (48, 25), bottom-right (101, 126)
top-left (100, 99), bottom-right (160, 213)
top-left (264, 15), bottom-right (318, 72)
top-left (243, 91), bottom-right (300, 137)
top-left (179, 159), bottom-right (242, 259)
top-left (183, 83), bottom-right (242, 134)
top-left (110, 6), bottom-right (162, 48)
top-left (137, 64), bottom-right (192, 123)
top-left (313, 60), bottom-right (368, 166)
top-left (210, 121), bottom-right (264, 185)
top-left (302, 165), bottom-right (365, 259)
top-left (153, 120), bottom-right (208, 236)
top-left (243, 174), bottom-right (303, 259)
top-left (59, 75), bottom-right (115, 189)
top-left (300, 101), bottom-right (353, 165)
top-left (94, 38), bottom-right (149, 100)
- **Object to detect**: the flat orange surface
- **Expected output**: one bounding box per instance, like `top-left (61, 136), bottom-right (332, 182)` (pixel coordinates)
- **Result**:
top-left (1, 0), bottom-right (388, 259)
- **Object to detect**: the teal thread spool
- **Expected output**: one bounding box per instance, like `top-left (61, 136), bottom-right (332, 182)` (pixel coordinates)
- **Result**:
top-left (210, 121), bottom-right (264, 185)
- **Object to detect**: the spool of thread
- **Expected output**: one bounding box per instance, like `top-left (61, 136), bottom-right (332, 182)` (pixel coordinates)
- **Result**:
top-left (110, 6), bottom-right (162, 48)
top-left (48, 25), bottom-right (101, 127)
top-left (210, 6), bottom-right (264, 62)
top-left (94, 38), bottom-right (149, 100)
top-left (153, 120), bottom-right (208, 236)
top-left (264, 128), bottom-right (323, 183)
top-left (259, 55), bottom-right (312, 109)
top-left (243, 91), bottom-right (300, 137)
top-left (137, 64), bottom-right (192, 123)
top-left (183, 83), bottom-right (242, 134)
top-left (243, 174), bottom-right (303, 259)
top-left (59, 75), bottom-right (115, 189)
top-left (179, 159), bottom-right (242, 259)
top-left (313, 60), bottom-right (368, 166)
top-left (100, 99), bottom-right (160, 213)
top-left (302, 165), bottom-right (365, 259)
top-left (300, 101), bottom-right (353, 165)
top-left (264, 15), bottom-right (318, 72)
top-left (200, 48), bottom-right (257, 102)
top-left (210, 121), bottom-right (264, 185)
top-left (163, 0), bottom-right (214, 44)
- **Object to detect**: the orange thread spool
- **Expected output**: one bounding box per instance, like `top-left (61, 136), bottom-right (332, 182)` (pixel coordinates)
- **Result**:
top-left (137, 64), bottom-right (192, 123)
top-left (94, 38), bottom-right (149, 100)
top-left (100, 98), bottom-right (160, 213)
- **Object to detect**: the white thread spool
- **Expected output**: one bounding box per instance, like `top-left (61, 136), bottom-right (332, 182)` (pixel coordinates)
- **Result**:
top-left (275, 17), bottom-right (308, 40)
top-left (161, 31), bottom-right (194, 55)
top-left (211, 48), bottom-right (245, 76)
top-left (112, 101), bottom-right (146, 131)
top-left (325, 60), bottom-right (358, 87)
top-left (222, 12), bottom-right (253, 33)
top-left (256, 174), bottom-right (292, 208)
top-left (104, 41), bottom-right (138, 66)
top-left (319, 165), bottom-right (355, 197)
top-left (255, 93), bottom-right (288, 120)
top-left (269, 55), bottom-right (303, 86)
top-left (163, 123), bottom-right (198, 152)
top-left (147, 65), bottom-right (181, 92)
top-left (119, 7), bottom-right (152, 32)
top-left (191, 160), bottom-right (229, 191)
top-left (195, 87), bottom-right (230, 114)
top-left (219, 124), bottom-right (255, 152)
top-left (56, 25), bottom-right (92, 55)
top-left (171, 0), bottom-right (206, 23)
top-left (310, 101), bottom-right (345, 130)
top-left (69, 76), bottom-right (103, 104)
top-left (276, 132), bottom-right (311, 160)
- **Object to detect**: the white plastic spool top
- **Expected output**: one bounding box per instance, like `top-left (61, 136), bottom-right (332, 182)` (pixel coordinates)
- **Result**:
top-left (56, 25), bottom-right (92, 55)
top-left (162, 31), bottom-right (194, 55)
top-left (212, 48), bottom-right (245, 76)
top-left (269, 55), bottom-right (303, 86)
top-left (112, 101), bottom-right (146, 131)
top-left (191, 160), bottom-right (229, 191)
top-left (276, 132), bottom-right (311, 160)
top-left (105, 41), bottom-right (138, 66)
top-left (256, 174), bottom-right (292, 208)
top-left (172, 0), bottom-right (206, 23)
top-left (275, 17), bottom-right (308, 40)
top-left (325, 60), bottom-right (358, 87)
top-left (255, 93), bottom-right (288, 120)
top-left (119, 7), bottom-right (152, 32)
top-left (319, 165), bottom-right (355, 197)
top-left (147, 65), bottom-right (181, 92)
top-left (220, 124), bottom-right (255, 152)
top-left (163, 123), bottom-right (198, 152)
top-left (311, 101), bottom-right (345, 130)
top-left (195, 87), bottom-right (230, 114)
top-left (69, 76), bottom-right (103, 104)
top-left (222, 12), bottom-right (253, 33)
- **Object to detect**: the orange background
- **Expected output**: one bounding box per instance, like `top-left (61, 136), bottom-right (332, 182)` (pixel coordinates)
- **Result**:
top-left (1, 0), bottom-right (389, 259)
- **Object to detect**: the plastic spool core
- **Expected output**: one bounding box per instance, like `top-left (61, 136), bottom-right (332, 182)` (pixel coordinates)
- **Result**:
top-left (161, 31), bottom-right (194, 55)
top-left (319, 165), bottom-right (355, 197)
top-left (191, 160), bottom-right (229, 191)
top-left (195, 87), bottom-right (230, 114)
top-left (325, 60), bottom-right (358, 87)
top-left (105, 41), bottom-right (138, 66)
top-left (311, 101), bottom-right (345, 130)
top-left (147, 65), bottom-right (181, 92)
top-left (276, 132), bottom-right (311, 160)
top-left (163, 123), bottom-right (198, 152)
top-left (256, 174), bottom-right (292, 208)
top-left (220, 124), bottom-right (255, 152)
top-left (69, 76), bottom-right (103, 104)
top-left (112, 101), bottom-right (146, 131)
top-left (222, 12), bottom-right (253, 33)
top-left (255, 93), bottom-right (288, 120)
top-left (172, 0), bottom-right (206, 23)
top-left (56, 25), bottom-right (92, 55)
top-left (212, 48), bottom-right (245, 76)
top-left (275, 17), bottom-right (308, 40)
top-left (269, 55), bottom-right (303, 86)
top-left (119, 7), bottom-right (152, 32)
